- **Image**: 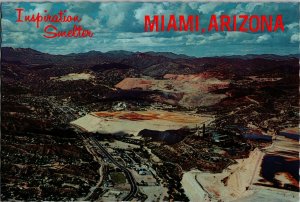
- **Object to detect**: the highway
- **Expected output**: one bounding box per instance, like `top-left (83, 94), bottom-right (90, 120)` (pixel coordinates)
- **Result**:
top-left (88, 136), bottom-right (138, 201)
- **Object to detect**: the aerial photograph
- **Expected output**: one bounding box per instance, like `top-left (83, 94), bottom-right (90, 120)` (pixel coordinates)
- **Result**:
top-left (1, 2), bottom-right (299, 202)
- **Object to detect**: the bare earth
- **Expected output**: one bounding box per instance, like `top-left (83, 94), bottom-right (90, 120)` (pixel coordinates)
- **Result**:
top-left (51, 73), bottom-right (95, 81)
top-left (71, 110), bottom-right (213, 136)
top-left (182, 127), bottom-right (299, 202)
top-left (115, 74), bottom-right (229, 107)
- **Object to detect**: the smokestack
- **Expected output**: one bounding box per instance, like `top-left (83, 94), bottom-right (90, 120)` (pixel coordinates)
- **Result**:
top-left (203, 124), bottom-right (205, 137)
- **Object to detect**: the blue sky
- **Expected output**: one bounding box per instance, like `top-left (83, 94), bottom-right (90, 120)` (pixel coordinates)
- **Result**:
top-left (1, 2), bottom-right (299, 56)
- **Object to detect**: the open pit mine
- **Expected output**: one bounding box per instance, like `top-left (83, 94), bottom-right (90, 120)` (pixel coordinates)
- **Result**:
top-left (1, 47), bottom-right (299, 201)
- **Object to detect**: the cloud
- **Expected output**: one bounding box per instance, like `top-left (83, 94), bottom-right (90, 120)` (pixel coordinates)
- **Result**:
top-left (197, 3), bottom-right (219, 14)
top-left (185, 34), bottom-right (205, 45)
top-left (80, 15), bottom-right (101, 32)
top-left (229, 3), bottom-right (265, 15)
top-left (3, 31), bottom-right (39, 46)
top-left (1, 2), bottom-right (299, 56)
top-left (256, 34), bottom-right (271, 43)
top-left (2, 18), bottom-right (30, 32)
top-left (99, 4), bottom-right (125, 28)
top-left (134, 3), bottom-right (171, 24)
top-left (27, 3), bottom-right (53, 17)
top-left (286, 22), bottom-right (299, 31)
top-left (66, 2), bottom-right (99, 15)
top-left (208, 33), bottom-right (224, 41)
top-left (98, 3), bottom-right (136, 30)
top-left (2, 2), bottom-right (20, 16)
top-left (244, 3), bottom-right (263, 13)
top-left (188, 2), bottom-right (198, 10)
top-left (290, 34), bottom-right (300, 43)
top-left (225, 31), bottom-right (251, 40)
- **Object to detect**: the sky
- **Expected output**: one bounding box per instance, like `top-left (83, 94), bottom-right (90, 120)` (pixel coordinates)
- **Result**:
top-left (1, 2), bottom-right (299, 57)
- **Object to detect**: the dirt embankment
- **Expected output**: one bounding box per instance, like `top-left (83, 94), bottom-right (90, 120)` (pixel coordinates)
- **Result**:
top-left (182, 148), bottom-right (264, 202)
top-left (115, 73), bottom-right (229, 108)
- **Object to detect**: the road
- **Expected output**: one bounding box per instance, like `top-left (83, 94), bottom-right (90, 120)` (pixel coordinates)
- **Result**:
top-left (88, 136), bottom-right (138, 201)
top-left (79, 138), bottom-right (105, 201)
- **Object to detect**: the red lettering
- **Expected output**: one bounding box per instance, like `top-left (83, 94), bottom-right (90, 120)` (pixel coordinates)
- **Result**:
top-left (179, 15), bottom-right (194, 31)
top-left (208, 15), bottom-right (218, 32)
top-left (233, 15), bottom-right (237, 31)
top-left (167, 15), bottom-right (178, 31)
top-left (274, 15), bottom-right (284, 32)
top-left (43, 24), bottom-right (93, 38)
top-left (220, 15), bottom-right (231, 31)
top-left (144, 15), bottom-right (159, 32)
top-left (239, 15), bottom-right (248, 32)
top-left (261, 15), bottom-right (273, 32)
top-left (195, 16), bottom-right (199, 32)
top-left (36, 13), bottom-right (42, 28)
top-left (15, 8), bottom-right (24, 22)
top-left (43, 24), bottom-right (57, 39)
top-left (161, 15), bottom-right (165, 31)
top-left (249, 15), bottom-right (260, 32)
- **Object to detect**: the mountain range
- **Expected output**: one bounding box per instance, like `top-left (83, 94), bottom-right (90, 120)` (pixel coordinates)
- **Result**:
top-left (1, 47), bottom-right (299, 80)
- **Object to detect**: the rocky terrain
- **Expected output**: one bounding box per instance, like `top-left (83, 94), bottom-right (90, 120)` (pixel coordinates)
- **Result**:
top-left (1, 47), bottom-right (299, 201)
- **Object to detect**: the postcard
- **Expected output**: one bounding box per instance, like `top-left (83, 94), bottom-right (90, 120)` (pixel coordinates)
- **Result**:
top-left (1, 1), bottom-right (299, 201)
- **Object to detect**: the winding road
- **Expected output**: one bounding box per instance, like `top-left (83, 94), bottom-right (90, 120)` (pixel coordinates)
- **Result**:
top-left (88, 136), bottom-right (138, 201)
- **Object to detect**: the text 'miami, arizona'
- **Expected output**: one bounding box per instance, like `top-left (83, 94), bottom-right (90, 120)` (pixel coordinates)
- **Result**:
top-left (144, 15), bottom-right (284, 33)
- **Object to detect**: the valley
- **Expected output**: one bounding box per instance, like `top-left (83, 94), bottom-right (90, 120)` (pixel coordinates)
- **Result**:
top-left (1, 47), bottom-right (299, 201)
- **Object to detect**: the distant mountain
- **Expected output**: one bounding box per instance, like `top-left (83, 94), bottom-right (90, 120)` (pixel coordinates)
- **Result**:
top-left (222, 54), bottom-right (299, 60)
top-left (2, 47), bottom-right (298, 65)
top-left (145, 51), bottom-right (195, 59)
top-left (1, 47), bottom-right (298, 79)
top-left (106, 50), bottom-right (135, 57)
top-left (1, 47), bottom-right (55, 64)
top-left (67, 50), bottom-right (103, 57)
